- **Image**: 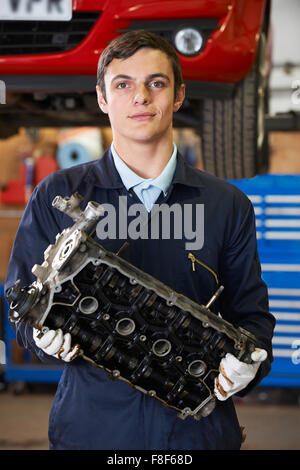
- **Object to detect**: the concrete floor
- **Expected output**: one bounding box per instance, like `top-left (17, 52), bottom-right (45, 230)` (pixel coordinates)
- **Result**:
top-left (236, 402), bottom-right (300, 450)
top-left (0, 385), bottom-right (299, 450)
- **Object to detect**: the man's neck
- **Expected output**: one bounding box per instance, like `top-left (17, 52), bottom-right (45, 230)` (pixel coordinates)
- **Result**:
top-left (112, 137), bottom-right (174, 179)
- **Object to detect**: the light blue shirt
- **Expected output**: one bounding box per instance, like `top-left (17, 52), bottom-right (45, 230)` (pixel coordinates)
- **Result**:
top-left (111, 143), bottom-right (177, 211)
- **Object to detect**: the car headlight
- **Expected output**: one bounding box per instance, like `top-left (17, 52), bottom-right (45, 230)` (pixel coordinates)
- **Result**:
top-left (174, 28), bottom-right (203, 56)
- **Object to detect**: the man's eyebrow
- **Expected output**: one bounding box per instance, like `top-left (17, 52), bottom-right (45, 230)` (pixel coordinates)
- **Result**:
top-left (110, 73), bottom-right (171, 84)
top-left (147, 73), bottom-right (171, 82)
top-left (111, 74), bottom-right (132, 84)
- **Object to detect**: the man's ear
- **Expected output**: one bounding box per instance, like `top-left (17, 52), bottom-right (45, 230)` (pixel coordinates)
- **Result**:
top-left (173, 83), bottom-right (186, 112)
top-left (96, 85), bottom-right (108, 114)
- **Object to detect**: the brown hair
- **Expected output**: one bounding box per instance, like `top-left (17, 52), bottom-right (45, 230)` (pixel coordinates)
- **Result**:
top-left (97, 30), bottom-right (183, 102)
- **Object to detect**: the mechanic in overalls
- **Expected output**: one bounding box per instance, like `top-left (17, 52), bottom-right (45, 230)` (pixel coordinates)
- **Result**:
top-left (5, 31), bottom-right (275, 450)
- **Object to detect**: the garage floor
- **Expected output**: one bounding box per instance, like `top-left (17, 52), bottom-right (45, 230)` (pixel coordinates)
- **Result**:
top-left (0, 385), bottom-right (299, 450)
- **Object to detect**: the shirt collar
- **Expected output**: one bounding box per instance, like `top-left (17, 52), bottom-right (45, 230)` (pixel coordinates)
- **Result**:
top-left (110, 142), bottom-right (177, 195)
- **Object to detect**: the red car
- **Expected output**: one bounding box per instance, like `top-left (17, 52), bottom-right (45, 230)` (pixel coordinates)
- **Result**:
top-left (0, 0), bottom-right (271, 179)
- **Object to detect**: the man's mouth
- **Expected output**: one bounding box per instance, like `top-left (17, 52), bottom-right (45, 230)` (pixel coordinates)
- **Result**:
top-left (129, 112), bottom-right (156, 121)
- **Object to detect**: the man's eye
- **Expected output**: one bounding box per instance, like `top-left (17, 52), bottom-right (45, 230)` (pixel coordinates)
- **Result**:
top-left (150, 81), bottom-right (165, 88)
top-left (116, 82), bottom-right (128, 89)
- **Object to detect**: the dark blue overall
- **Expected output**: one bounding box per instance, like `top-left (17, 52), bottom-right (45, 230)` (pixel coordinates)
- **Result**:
top-left (5, 149), bottom-right (275, 450)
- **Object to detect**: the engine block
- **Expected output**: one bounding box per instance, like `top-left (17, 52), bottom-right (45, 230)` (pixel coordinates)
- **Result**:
top-left (7, 193), bottom-right (258, 420)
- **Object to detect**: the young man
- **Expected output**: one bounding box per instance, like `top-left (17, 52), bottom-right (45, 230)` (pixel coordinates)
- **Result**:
top-left (5, 31), bottom-right (275, 450)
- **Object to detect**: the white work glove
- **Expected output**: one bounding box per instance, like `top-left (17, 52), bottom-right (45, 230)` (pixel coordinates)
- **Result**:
top-left (33, 327), bottom-right (81, 362)
top-left (214, 348), bottom-right (267, 401)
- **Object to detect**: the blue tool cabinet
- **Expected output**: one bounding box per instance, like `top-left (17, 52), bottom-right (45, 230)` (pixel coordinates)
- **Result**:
top-left (1, 174), bottom-right (300, 387)
top-left (229, 174), bottom-right (300, 387)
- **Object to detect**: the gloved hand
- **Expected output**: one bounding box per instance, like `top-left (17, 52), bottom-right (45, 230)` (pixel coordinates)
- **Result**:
top-left (214, 348), bottom-right (267, 401)
top-left (33, 327), bottom-right (81, 362)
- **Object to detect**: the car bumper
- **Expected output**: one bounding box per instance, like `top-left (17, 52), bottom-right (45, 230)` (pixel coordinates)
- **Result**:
top-left (0, 0), bottom-right (267, 86)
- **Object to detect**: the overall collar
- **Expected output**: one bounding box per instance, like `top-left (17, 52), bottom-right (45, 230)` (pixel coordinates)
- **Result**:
top-left (83, 146), bottom-right (205, 190)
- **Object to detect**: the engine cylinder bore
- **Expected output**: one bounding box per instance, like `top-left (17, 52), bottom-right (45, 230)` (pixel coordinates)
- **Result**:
top-left (116, 317), bottom-right (136, 336)
top-left (152, 339), bottom-right (172, 357)
top-left (187, 359), bottom-right (207, 377)
top-left (79, 296), bottom-right (99, 314)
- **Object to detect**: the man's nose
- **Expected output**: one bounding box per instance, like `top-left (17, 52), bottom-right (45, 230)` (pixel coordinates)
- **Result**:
top-left (133, 84), bottom-right (150, 105)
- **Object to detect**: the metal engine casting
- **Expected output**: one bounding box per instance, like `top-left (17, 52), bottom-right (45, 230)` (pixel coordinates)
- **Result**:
top-left (7, 193), bottom-right (259, 420)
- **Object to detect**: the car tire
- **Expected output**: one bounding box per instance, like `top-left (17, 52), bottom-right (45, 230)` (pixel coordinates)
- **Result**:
top-left (200, 34), bottom-right (269, 180)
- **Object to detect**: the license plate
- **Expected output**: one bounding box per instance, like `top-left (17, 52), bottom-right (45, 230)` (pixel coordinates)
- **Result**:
top-left (0, 0), bottom-right (72, 21)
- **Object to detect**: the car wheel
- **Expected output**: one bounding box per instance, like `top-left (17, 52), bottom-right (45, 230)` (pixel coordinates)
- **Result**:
top-left (200, 34), bottom-right (269, 180)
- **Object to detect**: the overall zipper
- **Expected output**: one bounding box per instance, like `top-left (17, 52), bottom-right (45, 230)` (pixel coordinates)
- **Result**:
top-left (188, 252), bottom-right (219, 285)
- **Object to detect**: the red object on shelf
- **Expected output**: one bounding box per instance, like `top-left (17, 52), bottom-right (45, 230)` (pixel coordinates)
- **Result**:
top-left (0, 155), bottom-right (59, 205)
top-left (0, 163), bottom-right (27, 205)
top-left (34, 155), bottom-right (59, 185)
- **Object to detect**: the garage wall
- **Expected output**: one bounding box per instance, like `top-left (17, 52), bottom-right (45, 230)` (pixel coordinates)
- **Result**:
top-left (269, 0), bottom-right (300, 115)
